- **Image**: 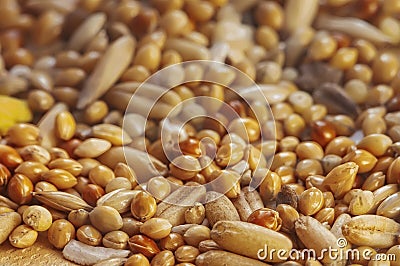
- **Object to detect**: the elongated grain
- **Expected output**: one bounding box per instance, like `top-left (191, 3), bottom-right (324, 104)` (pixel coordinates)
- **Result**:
top-left (77, 36), bottom-right (135, 109)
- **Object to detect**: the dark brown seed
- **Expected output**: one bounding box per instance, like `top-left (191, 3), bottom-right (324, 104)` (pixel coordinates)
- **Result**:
top-left (276, 185), bottom-right (298, 209)
top-left (313, 83), bottom-right (360, 119)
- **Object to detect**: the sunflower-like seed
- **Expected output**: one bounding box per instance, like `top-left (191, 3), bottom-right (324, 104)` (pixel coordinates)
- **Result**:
top-left (77, 36), bottom-right (135, 109)
top-left (313, 83), bottom-right (360, 119)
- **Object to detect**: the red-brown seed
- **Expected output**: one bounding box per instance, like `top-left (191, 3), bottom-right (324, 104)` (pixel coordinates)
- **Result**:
top-left (311, 120), bottom-right (337, 147)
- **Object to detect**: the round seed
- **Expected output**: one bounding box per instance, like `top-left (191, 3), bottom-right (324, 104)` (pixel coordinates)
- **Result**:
top-left (308, 32), bottom-right (337, 60)
top-left (140, 218), bottom-right (172, 240)
top-left (357, 134), bottom-right (393, 157)
top-left (344, 79), bottom-right (368, 104)
top-left (125, 253), bottom-right (150, 266)
top-left (102, 230), bottom-right (129, 249)
top-left (89, 164), bottom-right (115, 188)
top-left (228, 118), bottom-right (261, 143)
top-left (6, 123), bottom-right (40, 147)
top-left (22, 205), bottom-right (52, 231)
top-left (175, 245), bottom-right (200, 263)
top-left (76, 224), bottom-right (102, 246)
top-left (295, 159), bottom-right (324, 181)
top-left (151, 250), bottom-right (175, 266)
top-left (295, 141), bottom-right (324, 160)
top-left (330, 47), bottom-right (358, 70)
top-left (372, 52), bottom-right (399, 84)
top-left (215, 143), bottom-right (244, 167)
top-left (83, 100), bottom-right (108, 125)
top-left (183, 225), bottom-right (211, 247)
top-left (345, 64), bottom-right (373, 83)
top-left (131, 191), bottom-right (157, 222)
top-left (146, 176), bottom-right (170, 201)
top-left (283, 113), bottom-right (306, 137)
top-left (298, 187), bottom-right (325, 216)
top-left (9, 224), bottom-right (38, 248)
top-left (47, 219), bottom-right (76, 249)
top-left (169, 155), bottom-right (201, 180)
top-left (68, 209), bottom-right (90, 228)
top-left (89, 206), bottom-right (123, 234)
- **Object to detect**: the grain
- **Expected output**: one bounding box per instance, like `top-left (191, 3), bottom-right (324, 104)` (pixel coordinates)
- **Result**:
top-left (295, 216), bottom-right (343, 264)
top-left (205, 191), bottom-right (240, 227)
top-left (211, 220), bottom-right (292, 263)
top-left (9, 224), bottom-right (38, 248)
top-left (77, 36), bottom-right (135, 109)
top-left (89, 206), bottom-right (123, 234)
top-left (156, 185), bottom-right (206, 226)
top-left (342, 215), bottom-right (400, 248)
top-left (22, 205), bottom-right (52, 231)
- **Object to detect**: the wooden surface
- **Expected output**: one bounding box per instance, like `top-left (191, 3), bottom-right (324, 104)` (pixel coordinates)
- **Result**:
top-left (0, 232), bottom-right (78, 266)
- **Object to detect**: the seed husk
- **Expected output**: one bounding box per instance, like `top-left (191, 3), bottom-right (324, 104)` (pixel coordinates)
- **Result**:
top-left (33, 191), bottom-right (93, 212)
top-left (68, 12), bottom-right (106, 51)
top-left (231, 186), bottom-right (264, 221)
top-left (62, 239), bottom-right (130, 265)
